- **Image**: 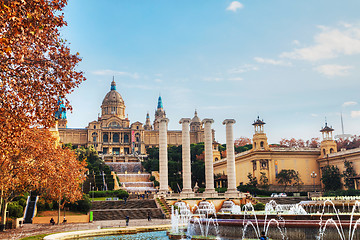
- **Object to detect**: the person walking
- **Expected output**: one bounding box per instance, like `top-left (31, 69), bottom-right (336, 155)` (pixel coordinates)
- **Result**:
top-left (125, 216), bottom-right (129, 226)
top-left (147, 211), bottom-right (151, 221)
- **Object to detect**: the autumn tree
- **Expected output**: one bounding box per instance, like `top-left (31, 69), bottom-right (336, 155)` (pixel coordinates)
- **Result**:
top-left (337, 136), bottom-right (360, 151)
top-left (234, 137), bottom-right (252, 147)
top-left (279, 138), bottom-right (320, 148)
top-left (0, 129), bottom-right (86, 226)
top-left (0, 0), bottom-right (85, 228)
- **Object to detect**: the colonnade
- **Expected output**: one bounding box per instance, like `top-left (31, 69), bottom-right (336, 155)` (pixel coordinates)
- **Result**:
top-left (157, 117), bottom-right (239, 198)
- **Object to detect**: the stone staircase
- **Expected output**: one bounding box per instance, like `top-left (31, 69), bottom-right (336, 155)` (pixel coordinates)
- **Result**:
top-left (91, 199), bottom-right (165, 221)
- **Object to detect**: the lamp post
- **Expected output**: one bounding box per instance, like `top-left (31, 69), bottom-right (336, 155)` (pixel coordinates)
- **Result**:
top-left (311, 171), bottom-right (317, 192)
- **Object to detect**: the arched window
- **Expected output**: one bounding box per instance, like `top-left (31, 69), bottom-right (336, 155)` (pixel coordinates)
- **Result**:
top-left (103, 134), bottom-right (108, 142)
top-left (92, 132), bottom-right (97, 142)
top-left (124, 134), bottom-right (129, 143)
top-left (113, 133), bottom-right (119, 142)
top-left (136, 126), bottom-right (139, 130)
top-left (135, 133), bottom-right (140, 142)
top-left (254, 142), bottom-right (257, 149)
top-left (260, 141), bottom-right (264, 148)
top-left (93, 125), bottom-right (96, 129)
top-left (323, 149), bottom-right (326, 155)
top-left (330, 148), bottom-right (334, 153)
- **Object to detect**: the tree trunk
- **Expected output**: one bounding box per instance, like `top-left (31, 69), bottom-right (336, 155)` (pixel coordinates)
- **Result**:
top-left (58, 195), bottom-right (61, 225)
top-left (1, 200), bottom-right (8, 227)
top-left (0, 187), bottom-right (3, 219)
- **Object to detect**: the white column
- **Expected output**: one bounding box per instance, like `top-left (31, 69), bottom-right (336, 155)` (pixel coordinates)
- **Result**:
top-left (180, 118), bottom-right (193, 197)
top-left (158, 118), bottom-right (169, 194)
top-left (202, 118), bottom-right (217, 197)
top-left (223, 119), bottom-right (239, 197)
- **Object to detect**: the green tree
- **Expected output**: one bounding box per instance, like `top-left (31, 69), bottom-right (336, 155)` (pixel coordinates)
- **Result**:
top-left (343, 160), bottom-right (356, 189)
top-left (76, 145), bottom-right (110, 175)
top-left (259, 172), bottom-right (269, 189)
top-left (246, 173), bottom-right (257, 187)
top-left (276, 169), bottom-right (301, 192)
top-left (321, 165), bottom-right (343, 191)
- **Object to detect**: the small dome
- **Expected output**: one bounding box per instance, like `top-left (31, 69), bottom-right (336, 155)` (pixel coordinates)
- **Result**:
top-left (191, 110), bottom-right (201, 123)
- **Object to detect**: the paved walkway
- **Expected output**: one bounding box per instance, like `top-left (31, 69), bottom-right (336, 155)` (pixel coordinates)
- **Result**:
top-left (0, 219), bottom-right (171, 240)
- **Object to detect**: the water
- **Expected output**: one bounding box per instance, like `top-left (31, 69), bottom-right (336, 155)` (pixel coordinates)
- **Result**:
top-left (81, 231), bottom-right (170, 240)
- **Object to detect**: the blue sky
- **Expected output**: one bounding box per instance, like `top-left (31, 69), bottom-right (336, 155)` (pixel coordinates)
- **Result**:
top-left (61, 0), bottom-right (360, 144)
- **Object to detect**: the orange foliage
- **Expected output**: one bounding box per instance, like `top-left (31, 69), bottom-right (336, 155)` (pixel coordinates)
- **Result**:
top-left (279, 138), bottom-right (320, 148)
top-left (234, 137), bottom-right (252, 147)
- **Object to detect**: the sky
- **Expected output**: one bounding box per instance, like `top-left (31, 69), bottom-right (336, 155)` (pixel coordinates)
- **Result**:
top-left (61, 0), bottom-right (360, 144)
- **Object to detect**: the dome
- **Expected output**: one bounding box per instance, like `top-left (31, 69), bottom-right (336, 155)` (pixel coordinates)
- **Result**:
top-left (102, 80), bottom-right (124, 106)
top-left (191, 110), bottom-right (201, 123)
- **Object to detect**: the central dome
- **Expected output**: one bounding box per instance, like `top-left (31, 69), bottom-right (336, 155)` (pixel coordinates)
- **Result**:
top-left (102, 80), bottom-right (124, 105)
top-left (101, 80), bottom-right (126, 119)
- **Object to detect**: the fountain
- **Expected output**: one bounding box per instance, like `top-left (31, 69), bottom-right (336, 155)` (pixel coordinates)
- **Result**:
top-left (166, 199), bottom-right (360, 240)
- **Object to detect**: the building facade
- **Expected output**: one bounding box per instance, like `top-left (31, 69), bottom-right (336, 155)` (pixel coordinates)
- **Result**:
top-left (214, 117), bottom-right (360, 191)
top-left (58, 80), bottom-right (211, 162)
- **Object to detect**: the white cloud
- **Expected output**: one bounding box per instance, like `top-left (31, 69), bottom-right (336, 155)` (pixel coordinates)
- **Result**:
top-left (314, 64), bottom-right (353, 77)
top-left (351, 111), bottom-right (360, 118)
top-left (229, 64), bottom-right (258, 74)
top-left (92, 69), bottom-right (139, 79)
top-left (281, 24), bottom-right (360, 61)
top-left (254, 57), bottom-right (291, 66)
top-left (226, 1), bottom-right (243, 12)
top-left (343, 101), bottom-right (358, 107)
top-left (155, 79), bottom-right (162, 83)
top-left (292, 40), bottom-right (300, 46)
top-left (311, 113), bottom-right (319, 117)
top-left (203, 77), bottom-right (224, 82)
top-left (228, 77), bottom-right (243, 81)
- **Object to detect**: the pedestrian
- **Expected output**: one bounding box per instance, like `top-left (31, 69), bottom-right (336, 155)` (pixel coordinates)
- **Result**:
top-left (147, 211), bottom-right (151, 221)
top-left (125, 216), bottom-right (129, 226)
top-left (50, 218), bottom-right (55, 225)
top-left (259, 231), bottom-right (268, 240)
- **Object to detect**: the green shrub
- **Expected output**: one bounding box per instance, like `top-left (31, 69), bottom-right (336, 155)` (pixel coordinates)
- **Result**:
top-left (89, 189), bottom-right (129, 199)
top-left (66, 195), bottom-right (92, 213)
top-left (253, 202), bottom-right (265, 211)
top-left (215, 188), bottom-right (227, 193)
top-left (153, 180), bottom-right (159, 187)
top-left (149, 176), bottom-right (155, 181)
top-left (8, 202), bottom-right (24, 218)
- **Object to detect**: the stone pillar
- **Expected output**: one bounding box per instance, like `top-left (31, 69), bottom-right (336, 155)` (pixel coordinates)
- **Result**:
top-left (202, 119), bottom-right (217, 197)
top-left (223, 119), bottom-right (239, 197)
top-left (179, 118), bottom-right (194, 197)
top-left (158, 118), bottom-right (169, 195)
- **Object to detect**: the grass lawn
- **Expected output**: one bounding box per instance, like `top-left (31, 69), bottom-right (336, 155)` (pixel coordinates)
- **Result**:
top-left (90, 197), bottom-right (125, 201)
top-left (20, 234), bottom-right (49, 240)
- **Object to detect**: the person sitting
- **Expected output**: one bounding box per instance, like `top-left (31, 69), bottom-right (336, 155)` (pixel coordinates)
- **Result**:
top-left (259, 231), bottom-right (268, 240)
top-left (63, 217), bottom-right (67, 223)
top-left (50, 218), bottom-right (55, 225)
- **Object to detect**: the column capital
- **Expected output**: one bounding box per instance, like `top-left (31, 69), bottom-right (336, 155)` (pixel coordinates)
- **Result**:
top-left (179, 118), bottom-right (191, 124)
top-left (156, 117), bottom-right (169, 123)
top-left (222, 119), bottom-right (236, 125)
top-left (202, 118), bottom-right (214, 125)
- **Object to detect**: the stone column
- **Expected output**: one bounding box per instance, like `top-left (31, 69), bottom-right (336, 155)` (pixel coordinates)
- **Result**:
top-left (179, 118), bottom-right (194, 197)
top-left (223, 119), bottom-right (239, 197)
top-left (158, 118), bottom-right (169, 195)
top-left (202, 119), bottom-right (217, 197)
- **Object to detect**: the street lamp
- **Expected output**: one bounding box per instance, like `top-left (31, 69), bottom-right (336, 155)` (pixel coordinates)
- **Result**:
top-left (311, 171), bottom-right (317, 192)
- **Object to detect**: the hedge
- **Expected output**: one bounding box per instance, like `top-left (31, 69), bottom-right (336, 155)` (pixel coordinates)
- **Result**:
top-left (88, 189), bottom-right (129, 199)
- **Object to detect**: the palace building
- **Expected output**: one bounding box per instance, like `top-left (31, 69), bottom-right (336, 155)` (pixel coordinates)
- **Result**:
top-left (58, 80), bottom-right (211, 162)
top-left (214, 117), bottom-right (360, 191)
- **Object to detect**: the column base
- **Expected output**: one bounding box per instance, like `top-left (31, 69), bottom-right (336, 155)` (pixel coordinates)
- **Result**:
top-left (204, 189), bottom-right (218, 198)
top-left (180, 190), bottom-right (194, 198)
top-left (225, 189), bottom-right (240, 198)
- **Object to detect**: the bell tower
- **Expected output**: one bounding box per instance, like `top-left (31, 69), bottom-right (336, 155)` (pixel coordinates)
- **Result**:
top-left (320, 121), bottom-right (337, 158)
top-left (252, 116), bottom-right (270, 151)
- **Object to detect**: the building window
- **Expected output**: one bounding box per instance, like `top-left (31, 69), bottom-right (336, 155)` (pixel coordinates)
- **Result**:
top-left (93, 125), bottom-right (96, 129)
top-left (109, 122), bottom-right (120, 128)
top-left (260, 141), bottom-right (264, 148)
top-left (330, 148), bottom-right (334, 153)
top-left (124, 147), bottom-right (129, 154)
top-left (124, 134), bottom-right (129, 143)
top-left (103, 133), bottom-right (108, 142)
top-left (252, 161), bottom-right (257, 170)
top-left (113, 148), bottom-right (120, 155)
top-left (323, 149), bottom-right (326, 155)
top-left (103, 148), bottom-right (108, 154)
top-left (137, 126), bottom-right (139, 130)
top-left (113, 133), bottom-right (119, 142)
top-left (260, 159), bottom-right (268, 170)
top-left (92, 132), bottom-right (98, 142)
